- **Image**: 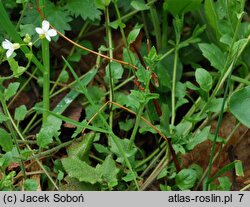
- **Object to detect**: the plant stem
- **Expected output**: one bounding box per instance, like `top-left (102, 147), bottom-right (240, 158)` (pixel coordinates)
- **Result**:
top-left (105, 7), bottom-right (114, 129)
top-left (128, 104), bottom-right (145, 150)
top-left (39, 0), bottom-right (50, 124)
top-left (171, 48), bottom-right (179, 127)
top-left (1, 100), bottom-right (26, 179)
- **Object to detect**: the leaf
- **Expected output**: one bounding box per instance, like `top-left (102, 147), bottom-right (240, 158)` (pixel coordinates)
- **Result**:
top-left (94, 143), bottom-right (110, 155)
top-left (175, 168), bottom-right (197, 190)
top-left (204, 0), bottom-right (219, 35)
top-left (62, 157), bottom-right (100, 184)
top-left (66, 0), bottom-right (101, 21)
top-left (119, 119), bottom-right (134, 131)
top-left (110, 137), bottom-right (137, 166)
top-left (0, 128), bottom-right (13, 152)
top-left (24, 179), bottom-right (38, 191)
top-left (131, 1), bottom-right (149, 11)
top-left (96, 155), bottom-right (119, 189)
top-left (205, 98), bottom-right (224, 113)
top-left (235, 160), bottom-right (244, 177)
top-left (164, 0), bottom-right (202, 16)
top-left (0, 112), bottom-right (9, 123)
top-left (104, 62), bottom-right (124, 84)
top-left (186, 126), bottom-right (210, 150)
top-left (14, 105), bottom-right (27, 121)
top-left (19, 24), bottom-right (36, 37)
top-left (36, 115), bottom-right (62, 148)
top-left (4, 82), bottom-right (20, 101)
top-left (229, 86), bottom-right (250, 128)
top-left (58, 70), bottom-right (69, 83)
top-left (218, 177), bottom-right (232, 191)
top-left (136, 65), bottom-right (150, 85)
top-left (195, 68), bottom-right (213, 92)
top-left (67, 133), bottom-right (95, 162)
top-left (199, 43), bottom-right (226, 71)
top-left (127, 24), bottom-right (142, 45)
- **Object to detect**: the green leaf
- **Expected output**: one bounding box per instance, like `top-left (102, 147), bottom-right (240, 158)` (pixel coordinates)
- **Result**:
top-left (88, 86), bottom-right (105, 104)
top-left (204, 0), bottom-right (219, 36)
top-left (19, 24), bottom-right (36, 37)
top-left (229, 86), bottom-right (250, 128)
top-left (218, 177), bottom-right (232, 191)
top-left (175, 168), bottom-right (197, 190)
top-left (24, 179), bottom-right (38, 191)
top-left (0, 112), bottom-right (9, 123)
top-left (195, 68), bottom-right (213, 92)
top-left (127, 24), bottom-right (142, 45)
top-left (105, 62), bottom-right (124, 84)
top-left (96, 0), bottom-right (111, 10)
top-left (186, 126), bottom-right (210, 150)
top-left (110, 137), bottom-right (137, 166)
top-left (94, 143), bottom-right (110, 155)
top-left (235, 160), bottom-right (244, 177)
top-left (58, 70), bottom-right (69, 83)
top-left (96, 155), bottom-right (119, 189)
top-left (131, 1), bottom-right (149, 11)
top-left (66, 0), bottom-right (101, 21)
top-left (199, 43), bottom-right (226, 71)
top-left (164, 0), bottom-right (202, 16)
top-left (14, 105), bottom-right (27, 121)
top-left (67, 133), bottom-right (95, 162)
top-left (119, 119), bottom-right (134, 131)
top-left (36, 115), bottom-right (62, 148)
top-left (0, 128), bottom-right (13, 152)
top-left (62, 157), bottom-right (100, 184)
top-left (4, 82), bottom-right (20, 101)
top-left (135, 65), bottom-right (150, 85)
top-left (205, 98), bottom-right (223, 113)
top-left (109, 19), bottom-right (126, 29)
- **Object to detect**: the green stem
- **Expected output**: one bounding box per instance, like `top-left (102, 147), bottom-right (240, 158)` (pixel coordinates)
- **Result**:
top-left (105, 7), bottom-right (114, 129)
top-left (171, 48), bottom-right (179, 127)
top-left (149, 2), bottom-right (161, 51)
top-left (128, 104), bottom-right (145, 150)
top-left (39, 0), bottom-right (50, 124)
top-left (1, 100), bottom-right (26, 179)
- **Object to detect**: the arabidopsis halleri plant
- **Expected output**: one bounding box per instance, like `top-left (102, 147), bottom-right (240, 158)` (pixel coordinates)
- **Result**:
top-left (35, 20), bottom-right (57, 42)
top-left (2, 39), bottom-right (20, 58)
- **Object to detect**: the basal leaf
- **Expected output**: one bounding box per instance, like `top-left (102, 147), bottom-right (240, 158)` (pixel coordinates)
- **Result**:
top-left (36, 115), bottom-right (62, 148)
top-left (66, 0), bottom-right (101, 21)
top-left (96, 155), bottom-right (119, 189)
top-left (24, 179), bottom-right (38, 191)
top-left (175, 168), bottom-right (197, 190)
top-left (62, 157), bottom-right (100, 184)
top-left (0, 128), bottom-right (13, 152)
top-left (229, 86), bottom-right (250, 128)
top-left (67, 133), bottom-right (95, 162)
top-left (186, 126), bottom-right (210, 150)
top-left (199, 43), bottom-right (226, 71)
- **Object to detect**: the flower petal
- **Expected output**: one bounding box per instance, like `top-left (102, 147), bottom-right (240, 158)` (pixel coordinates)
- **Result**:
top-left (6, 49), bottom-right (14, 58)
top-left (35, 27), bottom-right (44, 35)
top-left (47, 29), bottom-right (57, 37)
top-left (2, 39), bottom-right (12, 49)
top-left (45, 34), bottom-right (51, 42)
top-left (42, 20), bottom-right (50, 31)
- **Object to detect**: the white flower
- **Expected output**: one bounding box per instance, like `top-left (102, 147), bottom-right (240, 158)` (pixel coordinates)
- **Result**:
top-left (2, 39), bottom-right (20, 58)
top-left (35, 20), bottom-right (57, 42)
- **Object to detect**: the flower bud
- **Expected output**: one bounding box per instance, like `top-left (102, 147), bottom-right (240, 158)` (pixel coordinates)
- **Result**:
top-left (13, 43), bottom-right (20, 50)
top-left (23, 34), bottom-right (31, 43)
